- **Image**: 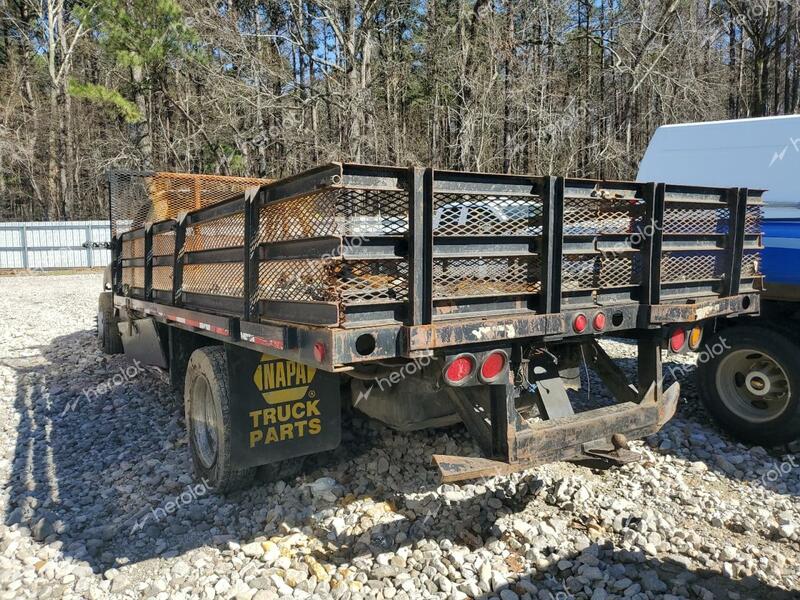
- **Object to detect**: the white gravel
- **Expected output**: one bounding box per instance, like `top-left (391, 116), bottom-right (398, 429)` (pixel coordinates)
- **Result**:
top-left (0, 273), bottom-right (798, 600)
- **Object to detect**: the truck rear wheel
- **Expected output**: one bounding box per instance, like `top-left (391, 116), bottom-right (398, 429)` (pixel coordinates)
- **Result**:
top-left (185, 346), bottom-right (256, 492)
top-left (97, 291), bottom-right (123, 354)
top-left (696, 325), bottom-right (800, 446)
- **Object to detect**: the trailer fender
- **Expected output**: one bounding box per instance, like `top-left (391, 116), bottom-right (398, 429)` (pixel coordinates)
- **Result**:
top-left (225, 345), bottom-right (341, 469)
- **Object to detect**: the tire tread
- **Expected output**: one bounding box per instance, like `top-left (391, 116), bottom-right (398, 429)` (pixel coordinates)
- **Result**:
top-left (185, 346), bottom-right (256, 492)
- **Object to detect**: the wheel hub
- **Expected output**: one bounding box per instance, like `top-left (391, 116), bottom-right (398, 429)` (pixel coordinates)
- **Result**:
top-left (744, 371), bottom-right (770, 396)
top-left (716, 349), bottom-right (791, 424)
top-left (190, 374), bottom-right (219, 470)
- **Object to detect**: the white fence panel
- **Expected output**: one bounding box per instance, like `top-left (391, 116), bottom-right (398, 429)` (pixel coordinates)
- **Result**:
top-left (0, 221), bottom-right (112, 269)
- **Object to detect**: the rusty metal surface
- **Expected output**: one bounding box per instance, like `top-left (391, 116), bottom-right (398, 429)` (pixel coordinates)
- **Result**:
top-left (404, 313), bottom-right (562, 351)
top-left (581, 440), bottom-right (642, 466)
top-left (434, 381), bottom-right (680, 483)
top-left (109, 171), bottom-right (271, 236)
top-left (433, 455), bottom-right (520, 483)
top-left (433, 256), bottom-right (542, 299)
top-left (110, 164), bottom-right (763, 331)
top-left (403, 304), bottom-right (642, 351)
top-left (581, 340), bottom-right (638, 405)
top-left (649, 293), bottom-right (760, 323)
top-left (255, 180), bottom-right (410, 317)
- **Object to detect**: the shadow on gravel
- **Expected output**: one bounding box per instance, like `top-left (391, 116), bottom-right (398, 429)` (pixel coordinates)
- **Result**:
top-left (3, 328), bottom-right (187, 573)
top-left (475, 554), bottom-right (800, 600)
top-left (2, 328), bottom-right (797, 600)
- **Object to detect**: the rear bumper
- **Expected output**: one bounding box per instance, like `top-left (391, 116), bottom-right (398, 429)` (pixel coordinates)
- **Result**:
top-left (433, 380), bottom-right (680, 483)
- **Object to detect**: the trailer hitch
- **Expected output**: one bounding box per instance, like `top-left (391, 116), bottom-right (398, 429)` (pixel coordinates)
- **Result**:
top-left (581, 433), bottom-right (641, 467)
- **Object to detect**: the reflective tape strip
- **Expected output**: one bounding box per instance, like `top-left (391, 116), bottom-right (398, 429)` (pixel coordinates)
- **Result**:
top-left (241, 331), bottom-right (284, 350)
top-left (137, 306), bottom-right (229, 336)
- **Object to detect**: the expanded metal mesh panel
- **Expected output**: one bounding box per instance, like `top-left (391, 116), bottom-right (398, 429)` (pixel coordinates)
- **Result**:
top-left (741, 251), bottom-right (761, 279)
top-left (152, 231), bottom-right (176, 257)
top-left (185, 214), bottom-right (245, 252)
top-left (337, 260), bottom-right (409, 304)
top-left (663, 207), bottom-right (729, 234)
top-left (152, 266), bottom-right (173, 291)
top-left (562, 255), bottom-right (642, 291)
top-left (432, 194), bottom-right (543, 236)
top-left (660, 200), bottom-right (762, 290)
top-left (122, 266), bottom-right (144, 288)
top-left (745, 205), bottom-right (763, 234)
top-left (257, 259), bottom-right (409, 306)
top-left (560, 189), bottom-right (644, 298)
top-left (258, 260), bottom-right (332, 303)
top-left (121, 237), bottom-right (144, 259)
top-left (563, 197), bottom-right (644, 235)
top-left (432, 256), bottom-right (542, 298)
top-left (109, 173), bottom-right (151, 237)
top-left (109, 171), bottom-right (270, 236)
top-left (661, 251), bottom-right (724, 283)
top-left (259, 187), bottom-right (408, 243)
top-left (183, 263), bottom-right (244, 297)
top-left (109, 165), bottom-right (765, 326)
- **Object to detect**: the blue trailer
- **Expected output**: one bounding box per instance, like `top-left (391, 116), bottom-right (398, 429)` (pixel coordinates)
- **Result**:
top-left (639, 115), bottom-right (800, 445)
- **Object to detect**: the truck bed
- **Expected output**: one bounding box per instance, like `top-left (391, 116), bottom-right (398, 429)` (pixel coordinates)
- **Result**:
top-left (110, 163), bottom-right (764, 370)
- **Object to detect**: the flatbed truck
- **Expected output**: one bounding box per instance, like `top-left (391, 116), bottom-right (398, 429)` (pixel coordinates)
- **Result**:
top-left (97, 164), bottom-right (764, 491)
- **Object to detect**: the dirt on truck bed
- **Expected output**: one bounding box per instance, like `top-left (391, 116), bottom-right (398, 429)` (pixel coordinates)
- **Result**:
top-left (0, 274), bottom-right (797, 600)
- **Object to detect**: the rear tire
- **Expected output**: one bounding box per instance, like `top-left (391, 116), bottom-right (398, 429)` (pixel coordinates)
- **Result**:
top-left (97, 291), bottom-right (123, 355)
top-left (185, 346), bottom-right (256, 492)
top-left (696, 325), bottom-right (800, 446)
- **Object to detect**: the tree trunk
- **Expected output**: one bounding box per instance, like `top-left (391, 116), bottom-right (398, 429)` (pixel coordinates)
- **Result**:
top-left (131, 64), bottom-right (153, 168)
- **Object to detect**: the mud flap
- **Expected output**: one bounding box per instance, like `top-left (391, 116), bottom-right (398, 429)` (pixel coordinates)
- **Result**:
top-left (226, 345), bottom-right (341, 469)
top-left (118, 318), bottom-right (168, 368)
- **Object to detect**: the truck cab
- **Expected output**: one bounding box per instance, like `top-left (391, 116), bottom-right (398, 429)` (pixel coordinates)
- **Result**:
top-left (639, 115), bottom-right (800, 445)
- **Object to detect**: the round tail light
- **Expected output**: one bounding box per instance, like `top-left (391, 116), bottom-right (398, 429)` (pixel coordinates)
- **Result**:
top-left (688, 325), bottom-right (703, 351)
top-left (669, 328), bottom-right (687, 353)
top-left (573, 313), bottom-right (588, 333)
top-left (445, 355), bottom-right (475, 384)
top-left (593, 312), bottom-right (607, 331)
top-left (480, 351), bottom-right (507, 382)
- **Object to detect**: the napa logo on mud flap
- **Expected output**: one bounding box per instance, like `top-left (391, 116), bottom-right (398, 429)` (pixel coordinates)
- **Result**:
top-left (248, 355), bottom-right (322, 447)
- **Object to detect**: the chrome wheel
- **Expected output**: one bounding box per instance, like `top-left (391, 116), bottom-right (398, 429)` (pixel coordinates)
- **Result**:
top-left (190, 374), bottom-right (219, 469)
top-left (715, 349), bottom-right (791, 424)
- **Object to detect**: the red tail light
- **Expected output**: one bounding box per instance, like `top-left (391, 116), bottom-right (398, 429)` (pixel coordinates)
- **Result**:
top-left (669, 328), bottom-right (687, 353)
top-left (445, 355), bottom-right (475, 384)
top-left (593, 312), bottom-right (607, 331)
top-left (313, 342), bottom-right (327, 362)
top-left (480, 351), bottom-right (507, 382)
top-left (573, 313), bottom-right (588, 333)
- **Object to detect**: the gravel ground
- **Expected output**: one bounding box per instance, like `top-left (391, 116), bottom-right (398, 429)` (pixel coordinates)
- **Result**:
top-left (0, 273), bottom-right (798, 600)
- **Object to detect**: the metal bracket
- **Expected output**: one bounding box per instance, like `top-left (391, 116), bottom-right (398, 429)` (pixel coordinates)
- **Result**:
top-left (529, 353), bottom-right (574, 419)
top-left (580, 340), bottom-right (638, 405)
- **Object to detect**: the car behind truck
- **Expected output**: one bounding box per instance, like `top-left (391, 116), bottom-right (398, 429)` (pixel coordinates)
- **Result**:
top-left (98, 163), bottom-right (764, 491)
